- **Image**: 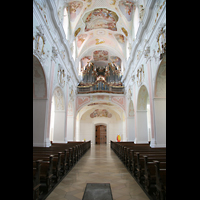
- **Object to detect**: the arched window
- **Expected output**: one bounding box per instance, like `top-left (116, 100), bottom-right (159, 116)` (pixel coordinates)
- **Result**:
top-left (134, 6), bottom-right (139, 38)
top-left (63, 7), bottom-right (69, 40)
top-left (55, 0), bottom-right (60, 8)
top-left (72, 39), bottom-right (76, 61)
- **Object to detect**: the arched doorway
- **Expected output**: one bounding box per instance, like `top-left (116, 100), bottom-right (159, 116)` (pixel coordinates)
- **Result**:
top-left (136, 85), bottom-right (151, 143)
top-left (95, 124), bottom-right (107, 144)
top-left (75, 97), bottom-right (126, 144)
top-left (33, 55), bottom-right (47, 146)
top-left (49, 87), bottom-right (66, 143)
top-left (153, 55), bottom-right (166, 147)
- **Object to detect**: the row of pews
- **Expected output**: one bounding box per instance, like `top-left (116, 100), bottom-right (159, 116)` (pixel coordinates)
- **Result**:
top-left (33, 141), bottom-right (91, 200)
top-left (110, 141), bottom-right (166, 200)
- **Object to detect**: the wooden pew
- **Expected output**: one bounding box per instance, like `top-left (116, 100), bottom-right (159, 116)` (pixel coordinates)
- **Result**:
top-left (33, 152), bottom-right (62, 182)
top-left (33, 155), bottom-right (54, 193)
top-left (33, 160), bottom-right (41, 200)
top-left (143, 156), bottom-right (166, 194)
top-left (110, 141), bottom-right (166, 200)
top-left (154, 161), bottom-right (166, 200)
top-left (135, 152), bottom-right (166, 183)
top-left (114, 142), bottom-right (165, 177)
top-left (33, 148), bottom-right (69, 175)
top-left (33, 141), bottom-right (91, 200)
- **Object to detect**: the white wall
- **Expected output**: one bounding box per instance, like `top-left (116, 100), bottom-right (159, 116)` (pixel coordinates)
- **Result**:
top-left (67, 116), bottom-right (75, 141)
top-left (127, 117), bottom-right (135, 141)
top-left (49, 97), bottom-right (55, 142)
top-left (53, 110), bottom-right (65, 142)
top-left (154, 98), bottom-right (166, 147)
top-left (33, 0), bottom-right (166, 147)
top-left (80, 121), bottom-right (93, 142)
top-left (79, 114), bottom-right (123, 144)
top-left (33, 99), bottom-right (47, 146)
top-left (136, 111), bottom-right (148, 143)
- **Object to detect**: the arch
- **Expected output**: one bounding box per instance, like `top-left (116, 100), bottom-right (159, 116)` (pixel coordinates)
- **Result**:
top-left (137, 85), bottom-right (149, 110)
top-left (52, 86), bottom-right (65, 111)
top-left (76, 95), bottom-right (126, 115)
top-left (154, 55), bottom-right (166, 97)
top-left (76, 99), bottom-right (126, 118)
top-left (33, 55), bottom-right (47, 99)
top-left (75, 97), bottom-right (127, 144)
top-left (152, 55), bottom-right (166, 147)
top-left (128, 99), bottom-right (134, 117)
top-left (33, 55), bottom-right (48, 146)
top-left (49, 86), bottom-right (66, 143)
top-left (136, 84), bottom-right (151, 143)
top-left (78, 44), bottom-right (124, 65)
top-left (67, 101), bottom-right (74, 117)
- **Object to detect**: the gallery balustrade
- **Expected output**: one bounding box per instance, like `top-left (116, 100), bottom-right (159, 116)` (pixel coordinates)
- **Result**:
top-left (77, 85), bottom-right (124, 94)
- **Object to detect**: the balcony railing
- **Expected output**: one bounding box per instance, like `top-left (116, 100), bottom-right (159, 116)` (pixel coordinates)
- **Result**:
top-left (77, 85), bottom-right (124, 94)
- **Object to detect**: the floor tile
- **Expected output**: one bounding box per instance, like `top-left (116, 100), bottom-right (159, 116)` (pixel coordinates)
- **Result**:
top-left (45, 144), bottom-right (149, 200)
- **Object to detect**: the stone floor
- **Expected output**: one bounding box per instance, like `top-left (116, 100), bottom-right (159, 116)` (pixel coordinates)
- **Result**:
top-left (45, 144), bottom-right (149, 200)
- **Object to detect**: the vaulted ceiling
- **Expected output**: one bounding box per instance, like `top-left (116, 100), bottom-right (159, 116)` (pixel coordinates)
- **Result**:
top-left (66, 0), bottom-right (138, 76)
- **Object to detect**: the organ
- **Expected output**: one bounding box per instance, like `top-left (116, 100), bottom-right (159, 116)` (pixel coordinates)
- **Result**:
top-left (78, 62), bottom-right (124, 93)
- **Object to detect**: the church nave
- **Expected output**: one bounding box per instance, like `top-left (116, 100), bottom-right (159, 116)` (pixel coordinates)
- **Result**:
top-left (33, 1), bottom-right (166, 199)
top-left (46, 144), bottom-right (149, 200)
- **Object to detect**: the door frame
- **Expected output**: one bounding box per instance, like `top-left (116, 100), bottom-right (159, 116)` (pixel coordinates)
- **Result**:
top-left (94, 123), bottom-right (108, 145)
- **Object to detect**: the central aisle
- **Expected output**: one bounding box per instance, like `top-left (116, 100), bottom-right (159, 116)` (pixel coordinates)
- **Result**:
top-left (46, 144), bottom-right (149, 200)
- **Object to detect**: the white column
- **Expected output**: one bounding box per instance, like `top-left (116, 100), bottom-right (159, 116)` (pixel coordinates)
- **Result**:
top-left (64, 84), bottom-right (68, 143)
top-left (53, 110), bottom-right (65, 143)
top-left (127, 117), bottom-right (135, 142)
top-left (147, 58), bottom-right (157, 148)
top-left (33, 99), bottom-right (48, 147)
top-left (45, 60), bottom-right (55, 147)
top-left (153, 97), bottom-right (166, 147)
top-left (136, 110), bottom-right (149, 143)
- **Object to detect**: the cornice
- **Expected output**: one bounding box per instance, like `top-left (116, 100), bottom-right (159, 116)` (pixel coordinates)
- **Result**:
top-left (77, 93), bottom-right (125, 97)
top-left (122, 0), bottom-right (166, 87)
top-left (45, 0), bottom-right (79, 84)
top-left (122, 0), bottom-right (156, 83)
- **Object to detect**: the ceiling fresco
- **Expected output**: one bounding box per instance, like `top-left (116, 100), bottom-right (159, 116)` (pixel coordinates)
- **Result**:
top-left (118, 0), bottom-right (135, 21)
top-left (65, 0), bottom-right (142, 81)
top-left (114, 34), bottom-right (126, 44)
top-left (93, 50), bottom-right (109, 61)
top-left (84, 8), bottom-right (118, 31)
top-left (77, 34), bottom-right (87, 48)
top-left (68, 1), bottom-right (83, 22)
top-left (81, 56), bottom-right (92, 71)
top-left (90, 109), bottom-right (112, 118)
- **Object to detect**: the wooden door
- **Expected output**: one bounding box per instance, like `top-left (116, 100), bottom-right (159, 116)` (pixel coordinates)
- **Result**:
top-left (96, 126), bottom-right (101, 144)
top-left (96, 125), bottom-right (107, 144)
top-left (100, 125), bottom-right (106, 144)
